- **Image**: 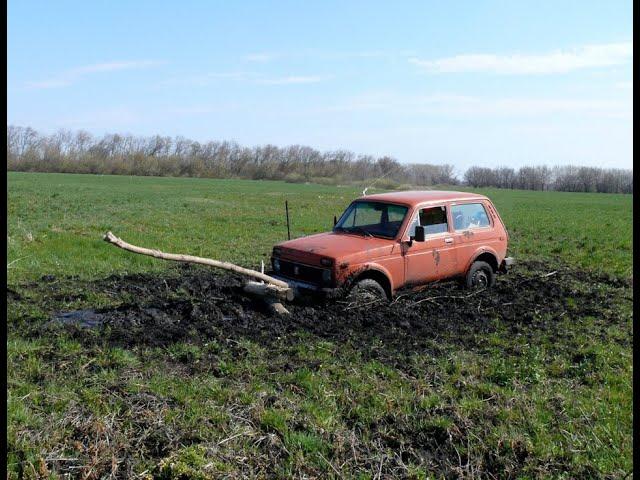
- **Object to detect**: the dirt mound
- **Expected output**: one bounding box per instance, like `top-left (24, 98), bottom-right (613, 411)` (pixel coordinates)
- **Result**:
top-left (38, 260), bottom-right (628, 362)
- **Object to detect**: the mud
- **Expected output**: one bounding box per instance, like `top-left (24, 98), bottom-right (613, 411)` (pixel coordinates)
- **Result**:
top-left (16, 259), bottom-right (629, 364)
top-left (50, 309), bottom-right (107, 328)
top-left (7, 260), bottom-right (632, 478)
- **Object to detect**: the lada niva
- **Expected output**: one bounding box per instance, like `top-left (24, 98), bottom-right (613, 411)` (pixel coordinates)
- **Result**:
top-left (270, 190), bottom-right (514, 300)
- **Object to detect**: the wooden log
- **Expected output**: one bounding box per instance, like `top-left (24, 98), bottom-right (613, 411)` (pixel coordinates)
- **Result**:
top-left (103, 231), bottom-right (293, 296)
top-left (244, 282), bottom-right (291, 315)
top-left (266, 299), bottom-right (290, 315)
top-left (244, 280), bottom-right (294, 302)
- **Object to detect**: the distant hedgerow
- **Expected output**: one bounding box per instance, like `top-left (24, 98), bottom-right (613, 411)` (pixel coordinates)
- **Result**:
top-left (6, 125), bottom-right (632, 193)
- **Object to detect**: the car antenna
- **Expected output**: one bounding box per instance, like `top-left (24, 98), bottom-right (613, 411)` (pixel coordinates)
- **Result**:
top-left (362, 168), bottom-right (393, 196)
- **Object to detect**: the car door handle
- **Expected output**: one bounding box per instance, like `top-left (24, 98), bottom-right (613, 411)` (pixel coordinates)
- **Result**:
top-left (444, 237), bottom-right (453, 244)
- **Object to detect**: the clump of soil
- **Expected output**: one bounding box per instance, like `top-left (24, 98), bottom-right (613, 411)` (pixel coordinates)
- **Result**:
top-left (26, 259), bottom-right (629, 360)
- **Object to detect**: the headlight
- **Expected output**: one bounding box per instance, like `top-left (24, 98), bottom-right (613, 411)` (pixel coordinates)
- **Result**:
top-left (322, 269), bottom-right (331, 283)
top-left (273, 258), bottom-right (280, 272)
top-left (273, 247), bottom-right (282, 256)
top-left (320, 257), bottom-right (334, 266)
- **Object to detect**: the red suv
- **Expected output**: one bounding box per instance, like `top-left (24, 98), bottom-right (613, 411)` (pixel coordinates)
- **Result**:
top-left (271, 191), bottom-right (513, 300)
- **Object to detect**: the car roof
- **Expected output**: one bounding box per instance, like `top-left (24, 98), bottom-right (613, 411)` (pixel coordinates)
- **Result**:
top-left (355, 190), bottom-right (488, 207)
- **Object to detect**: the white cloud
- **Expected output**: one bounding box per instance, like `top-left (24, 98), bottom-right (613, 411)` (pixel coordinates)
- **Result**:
top-left (72, 60), bottom-right (163, 74)
top-left (615, 80), bottom-right (633, 90)
top-left (27, 60), bottom-right (165, 89)
top-left (409, 42), bottom-right (633, 74)
top-left (157, 72), bottom-right (249, 87)
top-left (257, 75), bottom-right (328, 85)
top-left (321, 92), bottom-right (630, 118)
top-left (156, 72), bottom-right (328, 88)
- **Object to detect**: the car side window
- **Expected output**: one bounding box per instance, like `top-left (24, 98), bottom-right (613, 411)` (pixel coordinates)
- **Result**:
top-left (451, 203), bottom-right (491, 230)
top-left (408, 206), bottom-right (449, 236)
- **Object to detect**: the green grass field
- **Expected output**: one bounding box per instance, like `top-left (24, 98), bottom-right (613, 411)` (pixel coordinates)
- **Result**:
top-left (7, 172), bottom-right (633, 478)
top-left (7, 172), bottom-right (632, 282)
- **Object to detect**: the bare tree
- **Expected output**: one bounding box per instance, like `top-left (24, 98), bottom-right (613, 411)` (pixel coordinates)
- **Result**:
top-left (6, 125), bottom-right (632, 193)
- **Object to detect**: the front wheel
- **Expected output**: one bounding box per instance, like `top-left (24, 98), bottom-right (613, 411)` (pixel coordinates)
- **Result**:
top-left (347, 278), bottom-right (389, 304)
top-left (465, 261), bottom-right (496, 290)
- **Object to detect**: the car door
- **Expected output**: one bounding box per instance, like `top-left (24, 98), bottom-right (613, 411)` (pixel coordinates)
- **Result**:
top-left (403, 204), bottom-right (458, 285)
top-left (450, 201), bottom-right (495, 271)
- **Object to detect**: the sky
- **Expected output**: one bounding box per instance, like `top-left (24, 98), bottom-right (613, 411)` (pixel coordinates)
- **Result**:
top-left (7, 0), bottom-right (633, 172)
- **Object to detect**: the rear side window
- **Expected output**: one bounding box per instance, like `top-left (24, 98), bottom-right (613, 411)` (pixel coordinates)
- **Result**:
top-left (451, 203), bottom-right (491, 230)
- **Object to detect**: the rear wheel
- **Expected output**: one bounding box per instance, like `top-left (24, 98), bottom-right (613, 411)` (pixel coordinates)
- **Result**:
top-left (347, 278), bottom-right (388, 304)
top-left (465, 261), bottom-right (496, 290)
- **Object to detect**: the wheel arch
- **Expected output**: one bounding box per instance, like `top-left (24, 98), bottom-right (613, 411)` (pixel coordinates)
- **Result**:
top-left (467, 248), bottom-right (500, 273)
top-left (350, 267), bottom-right (393, 300)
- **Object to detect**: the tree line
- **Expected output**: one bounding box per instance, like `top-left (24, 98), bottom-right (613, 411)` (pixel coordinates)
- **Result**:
top-left (464, 165), bottom-right (632, 194)
top-left (7, 125), bottom-right (632, 194)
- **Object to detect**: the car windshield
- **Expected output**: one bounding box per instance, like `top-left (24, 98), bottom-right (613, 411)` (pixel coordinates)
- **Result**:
top-left (333, 201), bottom-right (408, 238)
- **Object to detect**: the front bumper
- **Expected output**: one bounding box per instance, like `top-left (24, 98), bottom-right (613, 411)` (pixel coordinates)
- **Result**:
top-left (269, 273), bottom-right (340, 297)
top-left (499, 256), bottom-right (515, 273)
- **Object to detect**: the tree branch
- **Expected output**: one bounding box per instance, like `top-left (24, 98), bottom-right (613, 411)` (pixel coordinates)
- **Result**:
top-left (103, 231), bottom-right (293, 300)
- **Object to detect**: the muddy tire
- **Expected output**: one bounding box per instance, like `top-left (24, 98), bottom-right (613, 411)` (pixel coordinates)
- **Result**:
top-left (465, 261), bottom-right (496, 290)
top-left (347, 279), bottom-right (388, 304)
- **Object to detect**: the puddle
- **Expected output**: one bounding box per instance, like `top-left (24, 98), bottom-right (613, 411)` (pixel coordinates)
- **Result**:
top-left (51, 309), bottom-right (106, 328)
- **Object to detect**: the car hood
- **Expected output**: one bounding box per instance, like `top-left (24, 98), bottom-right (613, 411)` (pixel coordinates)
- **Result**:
top-left (275, 231), bottom-right (396, 266)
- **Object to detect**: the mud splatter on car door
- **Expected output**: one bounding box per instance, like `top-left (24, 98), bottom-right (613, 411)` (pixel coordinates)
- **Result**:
top-left (404, 204), bottom-right (457, 284)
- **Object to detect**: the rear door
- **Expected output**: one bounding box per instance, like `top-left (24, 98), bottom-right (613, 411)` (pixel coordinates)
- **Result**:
top-left (403, 204), bottom-right (458, 285)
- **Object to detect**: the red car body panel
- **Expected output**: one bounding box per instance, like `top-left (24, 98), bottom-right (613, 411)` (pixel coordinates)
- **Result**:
top-left (271, 190), bottom-right (511, 296)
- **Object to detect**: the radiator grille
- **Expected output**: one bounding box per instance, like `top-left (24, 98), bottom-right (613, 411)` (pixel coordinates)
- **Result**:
top-left (276, 260), bottom-right (328, 285)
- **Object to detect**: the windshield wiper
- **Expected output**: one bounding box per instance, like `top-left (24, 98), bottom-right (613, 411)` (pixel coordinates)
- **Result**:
top-left (348, 226), bottom-right (373, 238)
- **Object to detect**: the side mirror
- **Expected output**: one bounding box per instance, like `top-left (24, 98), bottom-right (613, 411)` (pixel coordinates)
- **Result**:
top-left (413, 225), bottom-right (426, 242)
